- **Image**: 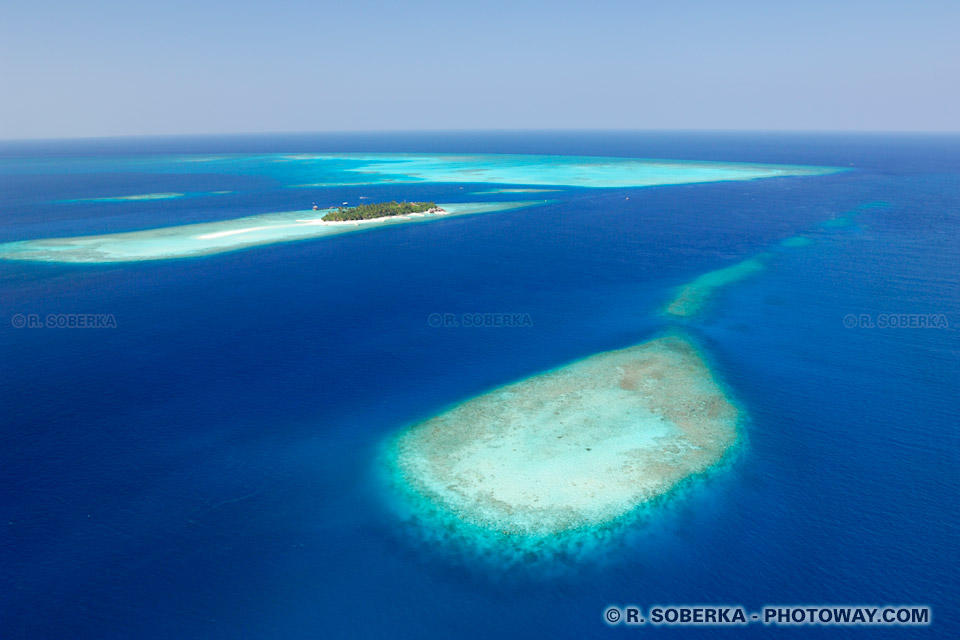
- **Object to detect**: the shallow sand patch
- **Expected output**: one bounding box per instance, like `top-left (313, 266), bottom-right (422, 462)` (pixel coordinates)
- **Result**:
top-left (66, 192), bottom-right (186, 203)
top-left (471, 188), bottom-right (562, 195)
top-left (386, 335), bottom-right (740, 541)
top-left (665, 256), bottom-right (769, 318)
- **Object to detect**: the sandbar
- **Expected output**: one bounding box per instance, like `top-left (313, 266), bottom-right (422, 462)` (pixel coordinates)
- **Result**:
top-left (0, 201), bottom-right (539, 263)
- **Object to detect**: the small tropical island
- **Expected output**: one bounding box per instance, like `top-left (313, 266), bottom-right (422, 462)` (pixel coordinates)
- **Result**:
top-left (321, 201), bottom-right (446, 222)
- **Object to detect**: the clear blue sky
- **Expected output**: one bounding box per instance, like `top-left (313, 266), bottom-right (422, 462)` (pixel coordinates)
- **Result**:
top-left (1, 0), bottom-right (957, 139)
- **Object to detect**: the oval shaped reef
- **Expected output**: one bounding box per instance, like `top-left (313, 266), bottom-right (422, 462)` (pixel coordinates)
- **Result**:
top-left (386, 335), bottom-right (740, 543)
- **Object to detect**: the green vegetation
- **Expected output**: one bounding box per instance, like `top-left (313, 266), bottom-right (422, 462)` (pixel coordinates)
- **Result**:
top-left (322, 201), bottom-right (442, 221)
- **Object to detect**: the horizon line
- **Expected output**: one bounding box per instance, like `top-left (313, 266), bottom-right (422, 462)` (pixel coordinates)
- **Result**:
top-left (2, 127), bottom-right (959, 145)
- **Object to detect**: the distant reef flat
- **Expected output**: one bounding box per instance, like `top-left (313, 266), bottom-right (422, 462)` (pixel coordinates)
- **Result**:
top-left (62, 192), bottom-right (187, 203)
top-left (384, 334), bottom-right (740, 546)
top-left (0, 201), bottom-right (539, 263)
top-left (288, 153), bottom-right (843, 189)
top-left (9, 152), bottom-right (843, 192)
top-left (57, 191), bottom-right (234, 203)
top-left (471, 188), bottom-right (562, 194)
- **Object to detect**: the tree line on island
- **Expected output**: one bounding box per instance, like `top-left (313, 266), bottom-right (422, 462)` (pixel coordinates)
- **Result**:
top-left (322, 201), bottom-right (445, 222)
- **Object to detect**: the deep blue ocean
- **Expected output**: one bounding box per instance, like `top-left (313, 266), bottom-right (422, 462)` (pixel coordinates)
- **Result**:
top-left (1, 132), bottom-right (957, 638)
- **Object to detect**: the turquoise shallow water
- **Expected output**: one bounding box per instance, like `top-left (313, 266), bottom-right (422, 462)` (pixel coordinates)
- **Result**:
top-left (286, 152), bottom-right (841, 188)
